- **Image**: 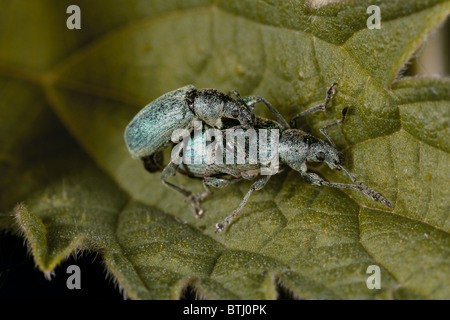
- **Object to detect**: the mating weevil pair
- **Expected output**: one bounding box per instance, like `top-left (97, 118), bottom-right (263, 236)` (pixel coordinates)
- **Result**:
top-left (125, 84), bottom-right (392, 232)
top-left (124, 85), bottom-right (286, 171)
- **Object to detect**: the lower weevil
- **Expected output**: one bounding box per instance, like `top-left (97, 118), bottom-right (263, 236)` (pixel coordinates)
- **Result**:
top-left (159, 84), bottom-right (392, 231)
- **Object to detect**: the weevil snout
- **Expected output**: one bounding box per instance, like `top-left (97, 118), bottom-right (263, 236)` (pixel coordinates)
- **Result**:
top-left (326, 149), bottom-right (345, 171)
top-left (307, 139), bottom-right (344, 171)
top-left (333, 152), bottom-right (345, 171)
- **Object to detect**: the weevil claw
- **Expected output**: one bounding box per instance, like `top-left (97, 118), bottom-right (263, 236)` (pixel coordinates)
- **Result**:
top-left (381, 198), bottom-right (393, 209)
top-left (187, 195), bottom-right (205, 218)
top-left (195, 208), bottom-right (204, 218)
top-left (215, 223), bottom-right (224, 233)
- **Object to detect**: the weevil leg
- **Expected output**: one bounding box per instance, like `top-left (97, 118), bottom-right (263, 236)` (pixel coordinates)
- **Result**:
top-left (161, 155), bottom-right (206, 218)
top-left (245, 96), bottom-right (290, 130)
top-left (204, 137), bottom-right (257, 179)
top-left (204, 176), bottom-right (242, 189)
top-left (229, 89), bottom-right (290, 130)
top-left (215, 175), bottom-right (271, 232)
top-left (290, 83), bottom-right (337, 128)
top-left (186, 140), bottom-right (248, 208)
top-left (186, 176), bottom-right (242, 216)
top-left (228, 90), bottom-right (249, 109)
top-left (142, 151), bottom-right (165, 173)
top-left (188, 145), bottom-right (218, 204)
top-left (299, 170), bottom-right (391, 208)
top-left (319, 107), bottom-right (348, 148)
top-left (201, 139), bottom-right (246, 179)
top-left (187, 179), bottom-right (213, 203)
top-left (190, 163), bottom-right (244, 212)
top-left (187, 175), bottom-right (244, 218)
top-left (338, 165), bottom-right (392, 208)
top-left (301, 171), bottom-right (365, 191)
top-left (206, 163), bottom-right (257, 180)
top-left (206, 164), bottom-right (237, 178)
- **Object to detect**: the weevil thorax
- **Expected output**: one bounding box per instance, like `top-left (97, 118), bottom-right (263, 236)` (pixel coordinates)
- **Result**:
top-left (279, 129), bottom-right (344, 171)
top-left (189, 89), bottom-right (224, 128)
top-left (190, 89), bottom-right (253, 129)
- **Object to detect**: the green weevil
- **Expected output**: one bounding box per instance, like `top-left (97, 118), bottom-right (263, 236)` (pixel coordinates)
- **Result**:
top-left (124, 85), bottom-right (288, 172)
top-left (161, 84), bottom-right (392, 232)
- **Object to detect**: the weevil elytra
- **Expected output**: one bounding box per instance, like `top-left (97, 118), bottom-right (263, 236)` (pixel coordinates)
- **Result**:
top-left (124, 85), bottom-right (289, 172)
top-left (160, 84), bottom-right (392, 232)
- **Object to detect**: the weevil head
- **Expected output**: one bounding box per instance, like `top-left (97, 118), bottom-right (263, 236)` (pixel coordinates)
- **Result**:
top-left (222, 99), bottom-right (254, 129)
top-left (279, 130), bottom-right (344, 171)
top-left (306, 139), bottom-right (344, 170)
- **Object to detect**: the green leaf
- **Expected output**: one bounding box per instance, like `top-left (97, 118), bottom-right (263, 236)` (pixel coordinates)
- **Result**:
top-left (1, 0), bottom-right (449, 299)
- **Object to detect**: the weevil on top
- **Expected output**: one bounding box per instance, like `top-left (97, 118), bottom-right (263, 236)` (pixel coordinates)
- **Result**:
top-left (124, 85), bottom-right (287, 171)
top-left (124, 83), bottom-right (392, 232)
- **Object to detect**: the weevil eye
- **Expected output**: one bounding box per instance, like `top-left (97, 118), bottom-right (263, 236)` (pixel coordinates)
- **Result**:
top-left (316, 152), bottom-right (325, 161)
top-left (231, 109), bottom-right (240, 118)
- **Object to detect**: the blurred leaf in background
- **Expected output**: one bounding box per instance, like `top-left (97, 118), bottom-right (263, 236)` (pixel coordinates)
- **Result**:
top-left (0, 0), bottom-right (449, 299)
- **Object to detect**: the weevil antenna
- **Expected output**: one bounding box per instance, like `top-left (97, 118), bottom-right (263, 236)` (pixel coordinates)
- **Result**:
top-left (338, 165), bottom-right (392, 208)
